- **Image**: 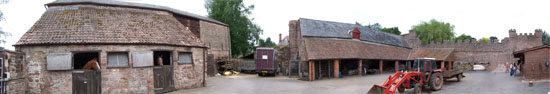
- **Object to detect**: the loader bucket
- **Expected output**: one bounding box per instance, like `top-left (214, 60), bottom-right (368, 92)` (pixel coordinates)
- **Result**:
top-left (366, 85), bottom-right (386, 94)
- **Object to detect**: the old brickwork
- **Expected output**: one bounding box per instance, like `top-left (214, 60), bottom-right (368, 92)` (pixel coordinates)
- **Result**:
top-left (199, 21), bottom-right (231, 59)
top-left (12, 45), bottom-right (205, 94)
top-left (402, 29), bottom-right (542, 71)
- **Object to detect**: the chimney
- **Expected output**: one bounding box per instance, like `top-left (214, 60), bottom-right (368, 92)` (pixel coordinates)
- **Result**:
top-left (352, 28), bottom-right (361, 39)
top-left (279, 33), bottom-right (282, 43)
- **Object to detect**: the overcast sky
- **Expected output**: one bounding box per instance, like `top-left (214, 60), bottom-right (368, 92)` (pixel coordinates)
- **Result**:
top-left (1, 0), bottom-right (550, 50)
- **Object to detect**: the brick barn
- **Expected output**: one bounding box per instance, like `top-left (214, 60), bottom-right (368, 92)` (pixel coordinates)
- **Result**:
top-left (8, 0), bottom-right (230, 93)
top-left (513, 45), bottom-right (550, 80)
top-left (288, 18), bottom-right (414, 81)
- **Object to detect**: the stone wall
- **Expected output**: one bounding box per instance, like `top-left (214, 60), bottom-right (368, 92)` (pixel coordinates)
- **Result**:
top-left (199, 21), bottom-right (231, 59)
top-left (12, 44), bottom-right (205, 94)
top-left (403, 29), bottom-right (543, 71)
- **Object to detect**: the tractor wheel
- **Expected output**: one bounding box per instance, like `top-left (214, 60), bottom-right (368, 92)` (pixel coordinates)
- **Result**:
top-left (413, 83), bottom-right (422, 94)
top-left (429, 73), bottom-right (444, 91)
top-left (397, 86), bottom-right (405, 93)
top-left (456, 73), bottom-right (463, 82)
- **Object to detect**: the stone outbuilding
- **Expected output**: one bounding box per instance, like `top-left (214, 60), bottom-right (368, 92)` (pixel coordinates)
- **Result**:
top-left (513, 45), bottom-right (550, 80)
top-left (7, 0), bottom-right (229, 93)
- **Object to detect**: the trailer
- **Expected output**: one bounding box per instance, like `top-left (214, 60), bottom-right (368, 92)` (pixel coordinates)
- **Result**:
top-left (255, 48), bottom-right (279, 76)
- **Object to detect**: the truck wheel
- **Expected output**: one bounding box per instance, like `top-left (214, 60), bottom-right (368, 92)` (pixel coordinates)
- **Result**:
top-left (397, 86), bottom-right (405, 93)
top-left (413, 83), bottom-right (421, 94)
top-left (429, 73), bottom-right (444, 91)
top-left (456, 73), bottom-right (462, 82)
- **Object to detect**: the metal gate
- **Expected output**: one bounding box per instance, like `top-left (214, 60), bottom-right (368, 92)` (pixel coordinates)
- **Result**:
top-left (154, 65), bottom-right (174, 93)
top-left (72, 70), bottom-right (101, 94)
top-left (206, 54), bottom-right (216, 76)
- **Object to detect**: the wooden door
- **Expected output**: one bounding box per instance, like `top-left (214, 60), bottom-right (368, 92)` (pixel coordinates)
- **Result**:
top-left (206, 54), bottom-right (216, 76)
top-left (73, 70), bottom-right (101, 94)
top-left (154, 65), bottom-right (174, 93)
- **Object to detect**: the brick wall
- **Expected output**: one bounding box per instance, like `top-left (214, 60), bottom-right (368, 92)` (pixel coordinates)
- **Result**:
top-left (199, 21), bottom-right (231, 59)
top-left (12, 45), bottom-right (205, 94)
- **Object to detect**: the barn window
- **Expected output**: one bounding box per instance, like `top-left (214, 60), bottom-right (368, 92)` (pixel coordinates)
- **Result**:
top-left (107, 52), bottom-right (129, 67)
top-left (47, 53), bottom-right (72, 70)
top-left (132, 51), bottom-right (153, 67)
top-left (178, 52), bottom-right (192, 64)
top-left (73, 52), bottom-right (100, 70)
top-left (153, 51), bottom-right (171, 66)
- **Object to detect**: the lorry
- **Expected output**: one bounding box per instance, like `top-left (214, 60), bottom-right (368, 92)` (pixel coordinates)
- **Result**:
top-left (255, 48), bottom-right (279, 76)
top-left (367, 58), bottom-right (465, 94)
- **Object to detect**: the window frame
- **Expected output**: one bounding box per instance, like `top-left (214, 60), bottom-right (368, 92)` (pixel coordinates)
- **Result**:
top-left (178, 52), bottom-right (193, 65)
top-left (106, 52), bottom-right (130, 68)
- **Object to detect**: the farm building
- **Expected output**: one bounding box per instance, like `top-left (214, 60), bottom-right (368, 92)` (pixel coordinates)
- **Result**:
top-left (288, 18), bottom-right (415, 81)
top-left (513, 45), bottom-right (550, 80)
top-left (7, 0), bottom-right (229, 93)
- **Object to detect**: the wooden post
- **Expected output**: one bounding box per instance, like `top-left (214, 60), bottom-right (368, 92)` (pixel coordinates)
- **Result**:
top-left (441, 61), bottom-right (445, 69)
top-left (395, 61), bottom-right (399, 73)
top-left (309, 61), bottom-right (315, 81)
top-left (358, 60), bottom-right (363, 76)
top-left (379, 60), bottom-right (383, 74)
top-left (334, 60), bottom-right (340, 78)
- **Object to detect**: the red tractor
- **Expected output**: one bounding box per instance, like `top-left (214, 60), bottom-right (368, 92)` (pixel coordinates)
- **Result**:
top-left (367, 58), bottom-right (465, 94)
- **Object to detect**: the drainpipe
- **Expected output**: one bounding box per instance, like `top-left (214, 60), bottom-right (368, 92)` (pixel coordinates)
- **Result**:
top-left (202, 48), bottom-right (206, 87)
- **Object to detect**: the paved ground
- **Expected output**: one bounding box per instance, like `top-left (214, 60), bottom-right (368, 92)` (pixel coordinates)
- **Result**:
top-left (168, 71), bottom-right (550, 94)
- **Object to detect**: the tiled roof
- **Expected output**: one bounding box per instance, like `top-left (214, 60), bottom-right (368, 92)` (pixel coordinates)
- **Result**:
top-left (45, 0), bottom-right (226, 26)
top-left (303, 38), bottom-right (411, 60)
top-left (298, 18), bottom-right (410, 48)
top-left (15, 4), bottom-right (203, 47)
top-left (408, 48), bottom-right (454, 61)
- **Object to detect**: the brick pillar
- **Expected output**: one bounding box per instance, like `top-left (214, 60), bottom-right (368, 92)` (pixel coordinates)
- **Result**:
top-left (379, 60), bottom-right (383, 74)
top-left (441, 61), bottom-right (445, 69)
top-left (395, 61), bottom-right (399, 73)
top-left (334, 60), bottom-right (340, 78)
top-left (309, 61), bottom-right (315, 81)
top-left (358, 60), bottom-right (363, 76)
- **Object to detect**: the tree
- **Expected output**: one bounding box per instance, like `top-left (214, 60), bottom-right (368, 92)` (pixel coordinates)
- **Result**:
top-left (206, 0), bottom-right (262, 57)
top-left (0, 0), bottom-right (10, 47)
top-left (542, 31), bottom-right (550, 45)
top-left (412, 19), bottom-right (455, 44)
top-left (356, 22), bottom-right (401, 35)
top-left (489, 36), bottom-right (498, 42)
top-left (453, 34), bottom-right (474, 42)
top-left (258, 37), bottom-right (276, 47)
top-left (478, 37), bottom-right (489, 43)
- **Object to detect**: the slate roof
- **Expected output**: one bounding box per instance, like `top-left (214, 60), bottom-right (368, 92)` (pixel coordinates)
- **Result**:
top-left (513, 45), bottom-right (550, 54)
top-left (408, 48), bottom-right (454, 61)
top-left (45, 0), bottom-right (226, 25)
top-left (303, 38), bottom-right (411, 60)
top-left (298, 18), bottom-right (410, 48)
top-left (15, 4), bottom-right (203, 47)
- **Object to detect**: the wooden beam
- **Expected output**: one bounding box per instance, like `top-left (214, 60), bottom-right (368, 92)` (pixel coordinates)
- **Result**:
top-left (358, 60), bottom-right (363, 76)
top-left (379, 60), bottom-right (383, 74)
top-left (441, 61), bottom-right (445, 69)
top-left (334, 60), bottom-right (340, 78)
top-left (309, 61), bottom-right (315, 81)
top-left (395, 61), bottom-right (399, 73)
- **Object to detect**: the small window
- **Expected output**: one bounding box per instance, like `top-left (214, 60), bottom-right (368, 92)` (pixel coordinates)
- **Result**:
top-left (107, 52), bottom-right (129, 67)
top-left (47, 53), bottom-right (72, 70)
top-left (178, 52), bottom-right (193, 64)
top-left (132, 51), bottom-right (153, 67)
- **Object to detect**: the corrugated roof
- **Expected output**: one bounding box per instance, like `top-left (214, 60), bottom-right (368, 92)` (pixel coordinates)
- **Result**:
top-left (45, 0), bottom-right (226, 26)
top-left (15, 4), bottom-right (203, 47)
top-left (303, 38), bottom-right (411, 60)
top-left (298, 18), bottom-right (410, 48)
top-left (408, 48), bottom-right (454, 61)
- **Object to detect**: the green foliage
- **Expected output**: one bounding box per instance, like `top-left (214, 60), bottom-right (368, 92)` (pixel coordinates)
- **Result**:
top-left (206, 0), bottom-right (262, 57)
top-left (412, 19), bottom-right (455, 44)
top-left (258, 37), bottom-right (276, 47)
top-left (542, 31), bottom-right (550, 45)
top-left (356, 22), bottom-right (401, 35)
top-left (478, 37), bottom-right (489, 43)
top-left (0, 0), bottom-right (10, 44)
top-left (453, 34), bottom-right (474, 42)
top-left (489, 36), bottom-right (498, 42)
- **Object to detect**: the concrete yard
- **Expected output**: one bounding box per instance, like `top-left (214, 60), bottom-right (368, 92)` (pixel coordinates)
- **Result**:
top-left (168, 71), bottom-right (550, 94)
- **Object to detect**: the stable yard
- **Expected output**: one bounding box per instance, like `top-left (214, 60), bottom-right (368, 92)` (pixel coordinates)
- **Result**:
top-left (168, 71), bottom-right (550, 94)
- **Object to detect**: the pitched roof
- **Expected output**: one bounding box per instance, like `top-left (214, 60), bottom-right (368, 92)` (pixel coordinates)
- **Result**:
top-left (513, 45), bottom-right (550, 54)
top-left (303, 38), bottom-right (411, 60)
top-left (45, 0), bottom-right (226, 26)
top-left (408, 48), bottom-right (454, 61)
top-left (298, 18), bottom-right (410, 48)
top-left (15, 4), bottom-right (203, 47)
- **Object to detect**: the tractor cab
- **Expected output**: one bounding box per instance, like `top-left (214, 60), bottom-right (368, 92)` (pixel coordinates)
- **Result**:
top-left (412, 58), bottom-right (438, 72)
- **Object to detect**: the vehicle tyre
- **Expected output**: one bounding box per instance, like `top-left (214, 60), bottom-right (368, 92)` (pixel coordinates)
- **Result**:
top-left (456, 73), bottom-right (462, 82)
top-left (413, 83), bottom-right (421, 94)
top-left (429, 73), bottom-right (444, 91)
top-left (397, 85), bottom-right (405, 93)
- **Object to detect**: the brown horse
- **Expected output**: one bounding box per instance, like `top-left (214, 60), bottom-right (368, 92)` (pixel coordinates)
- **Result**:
top-left (82, 58), bottom-right (100, 70)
